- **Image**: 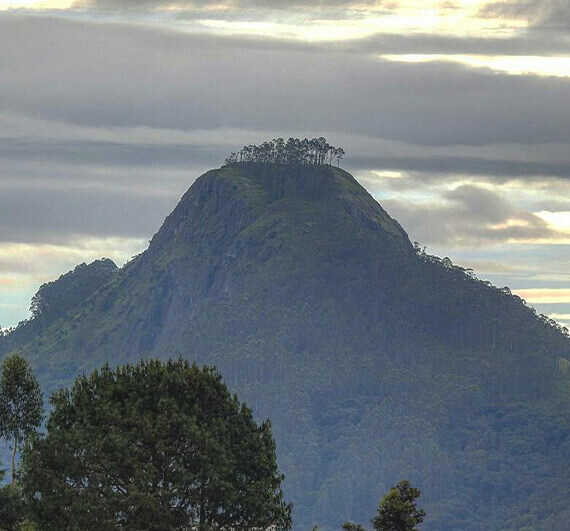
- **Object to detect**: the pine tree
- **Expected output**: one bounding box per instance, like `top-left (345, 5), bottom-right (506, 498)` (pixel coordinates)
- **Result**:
top-left (22, 358), bottom-right (292, 530)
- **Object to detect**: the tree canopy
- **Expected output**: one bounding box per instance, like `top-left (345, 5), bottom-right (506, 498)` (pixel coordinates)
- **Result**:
top-left (0, 469), bottom-right (28, 530)
top-left (343, 481), bottom-right (425, 531)
top-left (29, 258), bottom-right (117, 322)
top-left (21, 358), bottom-right (292, 530)
top-left (373, 480), bottom-right (425, 531)
top-left (0, 353), bottom-right (43, 487)
top-left (224, 137), bottom-right (345, 166)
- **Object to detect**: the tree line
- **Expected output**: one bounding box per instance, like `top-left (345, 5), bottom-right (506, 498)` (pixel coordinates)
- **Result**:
top-left (412, 241), bottom-right (570, 341)
top-left (224, 137), bottom-right (345, 166)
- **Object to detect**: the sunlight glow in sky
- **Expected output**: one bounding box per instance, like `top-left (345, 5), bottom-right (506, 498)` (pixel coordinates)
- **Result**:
top-left (0, 0), bottom-right (72, 8)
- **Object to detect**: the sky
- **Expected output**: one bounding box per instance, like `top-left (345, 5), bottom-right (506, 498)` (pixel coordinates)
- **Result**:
top-left (1, 0), bottom-right (570, 329)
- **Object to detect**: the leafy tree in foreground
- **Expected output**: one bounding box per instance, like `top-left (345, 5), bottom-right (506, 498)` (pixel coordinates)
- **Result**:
top-left (21, 358), bottom-right (292, 530)
top-left (0, 469), bottom-right (27, 530)
top-left (373, 480), bottom-right (425, 531)
top-left (0, 353), bottom-right (43, 487)
top-left (342, 523), bottom-right (366, 531)
top-left (342, 481), bottom-right (425, 531)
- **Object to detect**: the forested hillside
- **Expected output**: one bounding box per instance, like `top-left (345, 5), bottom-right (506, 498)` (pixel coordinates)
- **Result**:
top-left (2, 163), bottom-right (570, 529)
top-left (0, 259), bottom-right (117, 350)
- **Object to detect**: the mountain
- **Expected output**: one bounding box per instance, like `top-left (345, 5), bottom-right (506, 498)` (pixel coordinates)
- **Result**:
top-left (3, 163), bottom-right (570, 530)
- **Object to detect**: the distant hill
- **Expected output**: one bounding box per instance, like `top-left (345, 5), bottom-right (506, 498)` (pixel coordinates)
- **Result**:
top-left (3, 163), bottom-right (570, 530)
top-left (1, 258), bottom-right (117, 349)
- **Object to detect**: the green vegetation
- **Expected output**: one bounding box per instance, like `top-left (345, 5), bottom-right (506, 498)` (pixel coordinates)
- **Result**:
top-left (0, 353), bottom-right (42, 486)
top-left (0, 258), bottom-right (117, 346)
top-left (225, 137), bottom-right (345, 166)
top-left (0, 469), bottom-right (28, 531)
top-left (373, 481), bottom-right (425, 531)
top-left (342, 523), bottom-right (367, 531)
top-left (343, 480), bottom-right (424, 531)
top-left (2, 163), bottom-right (570, 529)
top-left (21, 358), bottom-right (291, 530)
top-left (29, 258), bottom-right (117, 322)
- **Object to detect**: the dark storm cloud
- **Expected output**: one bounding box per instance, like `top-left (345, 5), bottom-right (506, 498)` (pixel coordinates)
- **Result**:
top-left (0, 138), bottom-right (220, 169)
top-left (383, 185), bottom-right (560, 246)
top-left (340, 31), bottom-right (570, 56)
top-left (3, 15), bottom-right (570, 150)
top-left (0, 187), bottom-right (176, 244)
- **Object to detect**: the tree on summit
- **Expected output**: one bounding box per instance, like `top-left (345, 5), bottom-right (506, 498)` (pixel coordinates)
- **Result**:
top-left (333, 147), bottom-right (345, 167)
top-left (224, 137), bottom-right (345, 166)
top-left (22, 358), bottom-right (292, 531)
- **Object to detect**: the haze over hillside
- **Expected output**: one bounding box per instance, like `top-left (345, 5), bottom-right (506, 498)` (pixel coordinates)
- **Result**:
top-left (3, 162), bottom-right (570, 530)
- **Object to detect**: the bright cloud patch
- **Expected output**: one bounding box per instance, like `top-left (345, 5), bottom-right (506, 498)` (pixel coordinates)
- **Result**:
top-left (514, 289), bottom-right (570, 304)
top-left (382, 54), bottom-right (570, 78)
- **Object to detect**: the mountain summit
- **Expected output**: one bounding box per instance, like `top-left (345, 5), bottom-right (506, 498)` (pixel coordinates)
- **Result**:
top-left (3, 162), bottom-right (570, 529)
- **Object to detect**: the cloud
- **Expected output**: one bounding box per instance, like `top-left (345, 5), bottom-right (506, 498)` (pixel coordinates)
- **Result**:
top-left (452, 259), bottom-right (530, 274)
top-left (0, 187), bottom-right (176, 244)
top-left (0, 240), bottom-right (144, 275)
top-left (514, 289), bottom-right (570, 304)
top-left (4, 14), bottom-right (570, 150)
top-left (72, 0), bottom-right (380, 9)
top-left (533, 199), bottom-right (570, 212)
top-left (61, 0), bottom-right (570, 39)
top-left (351, 155), bottom-right (570, 178)
top-left (341, 32), bottom-right (570, 56)
top-left (382, 185), bottom-right (564, 246)
top-left (480, 0), bottom-right (570, 31)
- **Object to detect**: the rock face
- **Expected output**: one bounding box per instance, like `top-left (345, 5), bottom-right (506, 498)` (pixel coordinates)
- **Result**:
top-left (4, 163), bottom-right (570, 530)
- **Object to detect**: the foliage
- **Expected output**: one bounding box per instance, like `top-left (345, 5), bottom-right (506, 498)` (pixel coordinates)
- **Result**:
top-left (0, 354), bottom-right (42, 486)
top-left (224, 137), bottom-right (345, 166)
top-left (21, 358), bottom-right (292, 530)
top-left (342, 523), bottom-right (366, 531)
top-left (29, 258), bottom-right (117, 321)
top-left (0, 259), bottom-right (117, 355)
top-left (0, 469), bottom-right (26, 531)
top-left (341, 481), bottom-right (424, 531)
top-left (373, 480), bottom-right (425, 531)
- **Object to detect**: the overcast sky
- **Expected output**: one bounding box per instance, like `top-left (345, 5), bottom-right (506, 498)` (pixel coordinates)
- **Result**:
top-left (1, 0), bottom-right (570, 328)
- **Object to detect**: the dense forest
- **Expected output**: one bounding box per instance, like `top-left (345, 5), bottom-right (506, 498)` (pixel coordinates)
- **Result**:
top-left (0, 353), bottom-right (424, 530)
top-left (0, 259), bottom-right (118, 351)
top-left (2, 163), bottom-right (570, 529)
top-left (224, 137), bottom-right (345, 166)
